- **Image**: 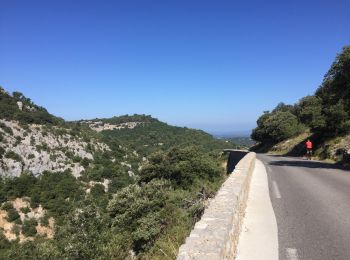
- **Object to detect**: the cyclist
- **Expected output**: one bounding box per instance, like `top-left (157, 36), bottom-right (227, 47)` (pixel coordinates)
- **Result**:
top-left (305, 139), bottom-right (313, 160)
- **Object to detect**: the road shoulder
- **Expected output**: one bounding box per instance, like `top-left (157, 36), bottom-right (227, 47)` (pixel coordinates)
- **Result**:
top-left (235, 159), bottom-right (279, 260)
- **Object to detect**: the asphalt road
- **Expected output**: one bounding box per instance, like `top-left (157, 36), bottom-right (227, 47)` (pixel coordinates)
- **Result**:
top-left (258, 154), bottom-right (350, 260)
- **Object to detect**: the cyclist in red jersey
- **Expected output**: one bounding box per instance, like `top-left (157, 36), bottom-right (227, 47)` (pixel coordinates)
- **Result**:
top-left (306, 139), bottom-right (313, 160)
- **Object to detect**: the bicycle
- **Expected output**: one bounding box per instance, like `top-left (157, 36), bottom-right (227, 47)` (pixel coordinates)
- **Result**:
top-left (306, 149), bottom-right (312, 160)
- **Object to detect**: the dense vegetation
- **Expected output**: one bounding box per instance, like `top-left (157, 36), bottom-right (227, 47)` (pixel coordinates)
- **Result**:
top-left (101, 118), bottom-right (233, 155)
top-left (251, 45), bottom-right (350, 161)
top-left (88, 114), bottom-right (159, 125)
top-left (0, 89), bottom-right (235, 259)
top-left (0, 147), bottom-right (226, 259)
top-left (0, 88), bottom-right (63, 125)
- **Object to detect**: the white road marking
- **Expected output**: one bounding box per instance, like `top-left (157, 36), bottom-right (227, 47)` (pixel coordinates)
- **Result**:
top-left (272, 181), bottom-right (281, 199)
top-left (267, 166), bottom-right (272, 172)
top-left (286, 248), bottom-right (299, 260)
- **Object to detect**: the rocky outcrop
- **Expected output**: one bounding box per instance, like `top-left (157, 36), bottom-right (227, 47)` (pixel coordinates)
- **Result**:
top-left (82, 121), bottom-right (143, 132)
top-left (17, 101), bottom-right (23, 111)
top-left (0, 120), bottom-right (110, 177)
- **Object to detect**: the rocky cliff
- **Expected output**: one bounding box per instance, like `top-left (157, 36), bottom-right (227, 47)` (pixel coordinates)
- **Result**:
top-left (0, 119), bottom-right (110, 177)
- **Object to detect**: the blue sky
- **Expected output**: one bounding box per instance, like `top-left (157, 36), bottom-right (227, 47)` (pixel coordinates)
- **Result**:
top-left (1, 0), bottom-right (349, 135)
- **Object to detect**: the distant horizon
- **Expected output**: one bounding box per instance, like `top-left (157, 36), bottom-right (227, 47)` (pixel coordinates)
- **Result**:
top-left (1, 85), bottom-right (252, 136)
top-left (1, 1), bottom-right (349, 134)
top-left (0, 85), bottom-right (256, 135)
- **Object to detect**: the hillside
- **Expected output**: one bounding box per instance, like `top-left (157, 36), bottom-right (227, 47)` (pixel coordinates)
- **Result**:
top-left (225, 137), bottom-right (255, 149)
top-left (0, 87), bottom-right (237, 259)
top-left (251, 46), bottom-right (350, 166)
top-left (0, 119), bottom-right (109, 178)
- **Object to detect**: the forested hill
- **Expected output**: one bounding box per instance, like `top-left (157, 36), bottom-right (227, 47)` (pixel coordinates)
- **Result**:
top-left (0, 87), bottom-right (237, 259)
top-left (251, 46), bottom-right (350, 165)
top-left (78, 113), bottom-right (238, 155)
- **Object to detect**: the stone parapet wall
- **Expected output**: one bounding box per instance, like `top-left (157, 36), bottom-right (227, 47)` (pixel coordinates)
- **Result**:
top-left (177, 152), bottom-right (256, 260)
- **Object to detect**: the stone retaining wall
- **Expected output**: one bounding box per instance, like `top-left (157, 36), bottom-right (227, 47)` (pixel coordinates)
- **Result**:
top-left (224, 150), bottom-right (248, 173)
top-left (177, 152), bottom-right (256, 260)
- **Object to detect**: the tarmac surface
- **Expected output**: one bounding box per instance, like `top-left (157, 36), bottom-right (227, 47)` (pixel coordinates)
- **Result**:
top-left (258, 154), bottom-right (350, 260)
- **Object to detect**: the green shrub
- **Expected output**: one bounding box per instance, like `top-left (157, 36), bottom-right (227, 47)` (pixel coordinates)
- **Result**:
top-left (64, 151), bottom-right (74, 160)
top-left (107, 179), bottom-right (170, 252)
top-left (14, 217), bottom-right (23, 225)
top-left (5, 151), bottom-right (22, 162)
top-left (90, 184), bottom-right (105, 198)
top-left (81, 158), bottom-right (90, 168)
top-left (0, 146), bottom-right (5, 159)
top-left (39, 214), bottom-right (50, 227)
top-left (251, 111), bottom-right (302, 143)
top-left (11, 224), bottom-right (21, 236)
top-left (14, 136), bottom-right (22, 146)
top-left (0, 231), bottom-right (11, 250)
top-left (42, 143), bottom-right (49, 152)
top-left (21, 124), bottom-right (29, 131)
top-left (22, 218), bottom-right (38, 237)
top-left (323, 102), bottom-right (350, 135)
top-left (6, 208), bottom-right (20, 222)
top-left (140, 146), bottom-right (222, 188)
top-left (4, 171), bottom-right (37, 198)
top-left (1, 202), bottom-right (13, 211)
top-left (30, 136), bottom-right (35, 146)
top-left (100, 233), bottom-right (132, 259)
top-left (108, 175), bottom-right (134, 193)
top-left (31, 171), bottom-right (83, 216)
top-left (30, 193), bottom-right (40, 209)
top-left (55, 203), bottom-right (108, 259)
top-left (73, 156), bottom-right (82, 163)
top-left (0, 122), bottom-right (13, 135)
top-left (20, 207), bottom-right (31, 214)
top-left (49, 154), bottom-right (57, 161)
top-left (35, 143), bottom-right (50, 153)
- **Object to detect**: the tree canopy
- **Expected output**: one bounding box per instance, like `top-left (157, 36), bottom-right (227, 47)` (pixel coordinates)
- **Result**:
top-left (252, 45), bottom-right (350, 146)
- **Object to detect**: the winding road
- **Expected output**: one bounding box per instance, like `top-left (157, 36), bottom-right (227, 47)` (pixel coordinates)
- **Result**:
top-left (258, 154), bottom-right (350, 260)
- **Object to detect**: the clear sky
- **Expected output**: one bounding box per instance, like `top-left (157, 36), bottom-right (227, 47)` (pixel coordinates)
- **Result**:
top-left (1, 0), bottom-right (349, 135)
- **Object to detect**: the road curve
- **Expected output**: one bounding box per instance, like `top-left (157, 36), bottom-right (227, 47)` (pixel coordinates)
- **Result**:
top-left (258, 154), bottom-right (350, 260)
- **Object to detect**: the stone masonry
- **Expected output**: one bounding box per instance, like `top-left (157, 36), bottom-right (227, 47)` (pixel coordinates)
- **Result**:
top-left (177, 152), bottom-right (256, 260)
